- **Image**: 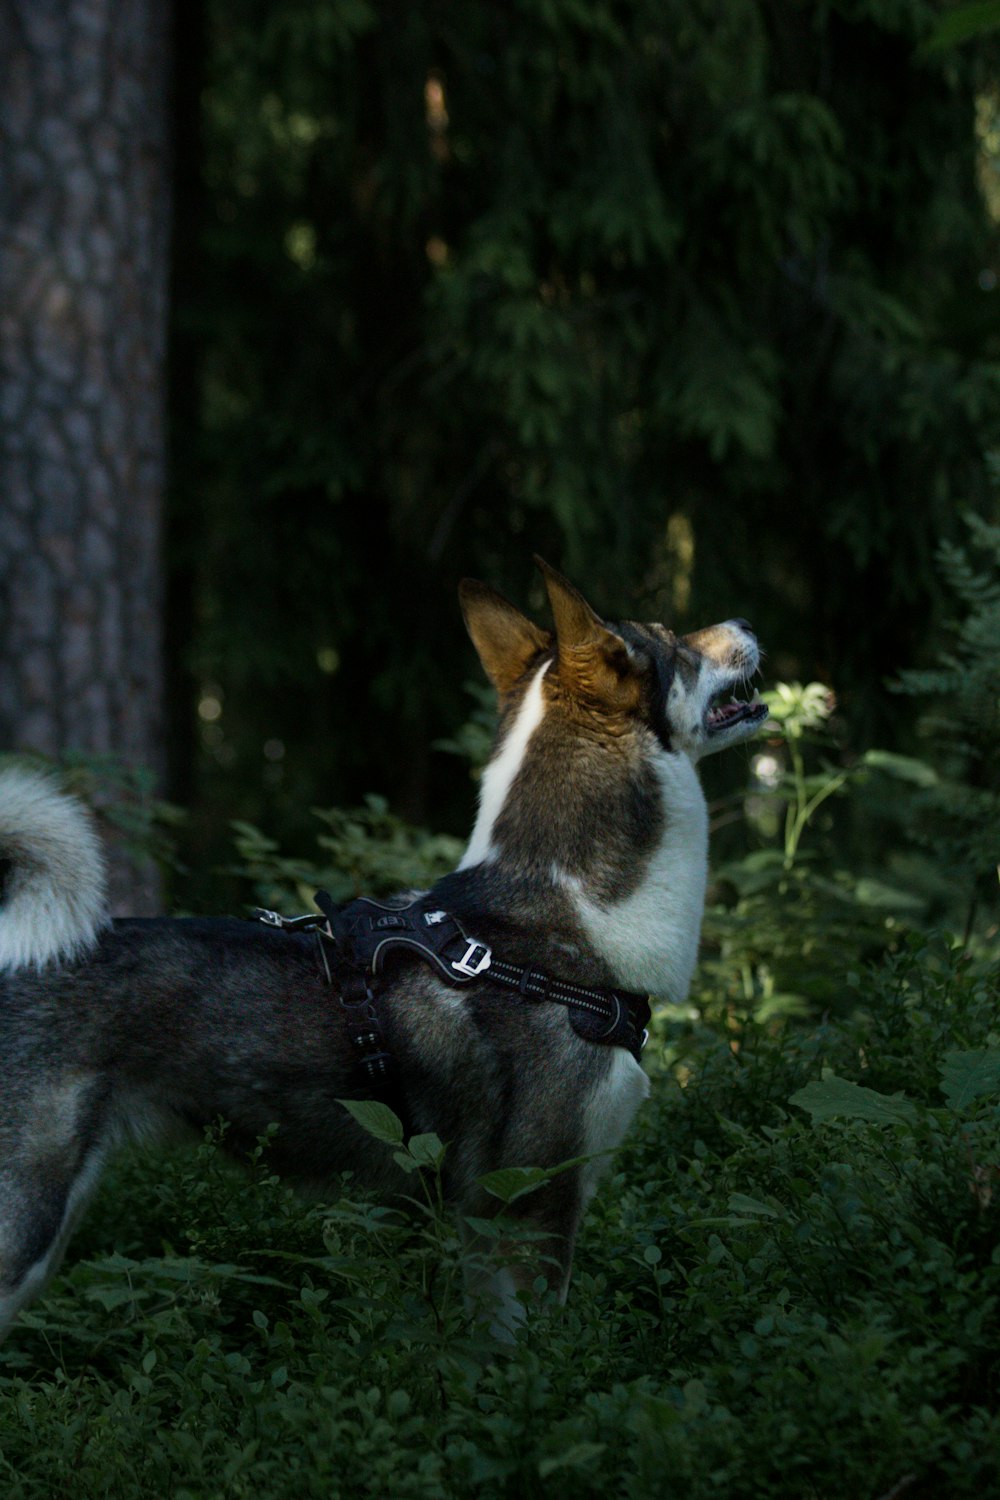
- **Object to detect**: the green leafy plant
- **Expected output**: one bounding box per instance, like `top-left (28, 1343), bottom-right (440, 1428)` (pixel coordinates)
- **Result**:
top-left (871, 514), bottom-right (1000, 941)
top-left (697, 681), bottom-right (905, 1021)
top-left (230, 794), bottom-right (463, 913)
top-left (433, 681), bottom-right (497, 775)
top-left (763, 681), bottom-right (849, 869)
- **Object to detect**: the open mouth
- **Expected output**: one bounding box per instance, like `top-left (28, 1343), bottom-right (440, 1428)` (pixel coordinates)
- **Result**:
top-left (705, 683), bottom-right (769, 737)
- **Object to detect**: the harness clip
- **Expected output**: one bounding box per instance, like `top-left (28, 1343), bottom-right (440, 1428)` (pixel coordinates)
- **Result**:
top-left (253, 906), bottom-right (323, 933)
top-left (452, 939), bottom-right (492, 979)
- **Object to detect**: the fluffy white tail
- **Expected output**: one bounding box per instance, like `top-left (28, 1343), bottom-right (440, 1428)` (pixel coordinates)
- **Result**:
top-left (0, 766), bottom-right (108, 970)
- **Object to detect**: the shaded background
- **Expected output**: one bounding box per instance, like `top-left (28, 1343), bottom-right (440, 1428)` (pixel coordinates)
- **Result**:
top-left (2, 0), bottom-right (999, 908)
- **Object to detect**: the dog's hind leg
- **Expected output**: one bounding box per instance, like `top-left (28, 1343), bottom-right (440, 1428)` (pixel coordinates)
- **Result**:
top-left (0, 1151), bottom-right (110, 1339)
top-left (0, 1074), bottom-right (112, 1341)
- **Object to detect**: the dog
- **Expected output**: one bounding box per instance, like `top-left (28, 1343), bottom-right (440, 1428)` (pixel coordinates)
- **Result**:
top-left (0, 559), bottom-right (766, 1340)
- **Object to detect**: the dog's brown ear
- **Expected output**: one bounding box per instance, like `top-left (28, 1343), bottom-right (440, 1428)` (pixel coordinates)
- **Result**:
top-left (459, 579), bottom-right (551, 695)
top-left (534, 557), bottom-right (608, 648)
top-left (534, 556), bottom-right (641, 711)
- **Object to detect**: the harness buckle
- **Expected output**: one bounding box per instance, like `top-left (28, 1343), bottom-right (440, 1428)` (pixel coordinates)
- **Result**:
top-left (452, 938), bottom-right (492, 979)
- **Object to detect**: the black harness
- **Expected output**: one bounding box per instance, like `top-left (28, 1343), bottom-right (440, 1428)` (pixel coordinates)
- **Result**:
top-left (253, 892), bottom-right (650, 1130)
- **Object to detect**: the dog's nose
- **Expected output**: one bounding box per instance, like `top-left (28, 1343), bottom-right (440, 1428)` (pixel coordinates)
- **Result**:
top-left (732, 617), bottom-right (755, 635)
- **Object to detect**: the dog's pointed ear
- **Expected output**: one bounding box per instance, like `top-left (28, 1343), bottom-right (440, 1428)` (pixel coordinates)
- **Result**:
top-left (459, 579), bottom-right (551, 695)
top-left (534, 556), bottom-right (641, 711)
top-left (534, 557), bottom-right (608, 649)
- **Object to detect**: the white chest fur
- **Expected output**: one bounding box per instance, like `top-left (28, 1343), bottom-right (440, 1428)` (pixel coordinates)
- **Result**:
top-left (580, 1048), bottom-right (651, 1207)
top-left (569, 750), bottom-right (709, 1001)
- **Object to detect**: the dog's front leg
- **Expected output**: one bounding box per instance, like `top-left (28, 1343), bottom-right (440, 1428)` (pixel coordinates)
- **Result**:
top-left (461, 1178), bottom-right (581, 1341)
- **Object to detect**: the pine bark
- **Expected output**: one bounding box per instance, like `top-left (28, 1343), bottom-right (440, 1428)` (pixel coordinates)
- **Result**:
top-left (0, 0), bottom-right (172, 911)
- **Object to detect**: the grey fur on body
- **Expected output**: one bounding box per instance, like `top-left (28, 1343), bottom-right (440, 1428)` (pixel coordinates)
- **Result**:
top-left (0, 561), bottom-right (767, 1340)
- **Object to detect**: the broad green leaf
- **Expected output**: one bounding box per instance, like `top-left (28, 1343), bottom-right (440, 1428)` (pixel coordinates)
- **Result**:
top-left (683, 1379), bottom-right (708, 1412)
top-left (462, 1216), bottom-right (507, 1238)
top-left (538, 1444), bottom-right (607, 1478)
top-left (391, 1151), bottom-right (421, 1175)
top-left (753, 992), bottom-right (812, 1023)
top-left (336, 1099), bottom-right (405, 1144)
top-left (790, 1075), bottom-right (918, 1125)
top-left (727, 1192), bottom-right (782, 1218)
top-left (940, 1049), bottom-right (1000, 1110)
top-left (477, 1166), bottom-right (557, 1204)
top-left (81, 1285), bottom-right (144, 1311)
top-left (478, 1154), bottom-right (595, 1204)
top-left (861, 749), bottom-right (939, 787)
top-left (853, 878), bottom-right (927, 913)
top-left (405, 1132), bottom-right (447, 1168)
top-left (923, 0), bottom-right (1000, 52)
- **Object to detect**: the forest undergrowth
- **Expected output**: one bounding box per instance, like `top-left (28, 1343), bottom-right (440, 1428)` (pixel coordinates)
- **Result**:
top-left (2, 523), bottom-right (999, 1499)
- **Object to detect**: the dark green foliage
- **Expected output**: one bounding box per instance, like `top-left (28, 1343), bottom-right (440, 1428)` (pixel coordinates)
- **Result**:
top-left (893, 516), bottom-right (1000, 911)
top-left (229, 794), bottom-right (463, 913)
top-left (169, 0), bottom-right (1000, 870)
top-left (697, 680), bottom-right (918, 1022)
top-left (927, 1), bottom-right (1000, 52)
top-left (858, 513), bottom-right (1000, 939)
top-left (695, 510), bottom-right (1000, 1015)
top-left (3, 939), bottom-right (1000, 1497)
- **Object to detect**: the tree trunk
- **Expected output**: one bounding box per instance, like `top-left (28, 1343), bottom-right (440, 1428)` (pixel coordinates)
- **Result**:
top-left (0, 0), bottom-right (172, 913)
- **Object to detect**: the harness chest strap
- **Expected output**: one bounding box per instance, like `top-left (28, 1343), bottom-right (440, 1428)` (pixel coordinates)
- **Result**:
top-left (464, 954), bottom-right (650, 1056)
top-left (253, 892), bottom-right (651, 1116)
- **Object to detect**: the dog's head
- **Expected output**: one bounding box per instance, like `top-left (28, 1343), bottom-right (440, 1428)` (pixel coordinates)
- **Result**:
top-left (460, 558), bottom-right (766, 763)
